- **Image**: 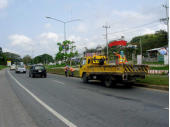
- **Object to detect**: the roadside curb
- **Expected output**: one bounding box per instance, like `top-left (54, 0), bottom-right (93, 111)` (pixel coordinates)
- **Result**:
top-left (47, 72), bottom-right (169, 91)
top-left (134, 83), bottom-right (169, 91)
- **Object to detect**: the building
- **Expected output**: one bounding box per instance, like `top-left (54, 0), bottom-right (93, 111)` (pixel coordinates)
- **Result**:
top-left (145, 46), bottom-right (168, 62)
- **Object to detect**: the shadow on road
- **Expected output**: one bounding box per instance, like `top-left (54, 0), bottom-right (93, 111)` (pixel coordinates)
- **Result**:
top-left (83, 80), bottom-right (135, 90)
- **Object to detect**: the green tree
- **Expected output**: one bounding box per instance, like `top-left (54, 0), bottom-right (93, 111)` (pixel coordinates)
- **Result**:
top-left (33, 54), bottom-right (54, 64)
top-left (55, 40), bottom-right (78, 64)
top-left (0, 47), bottom-right (7, 65)
top-left (23, 55), bottom-right (32, 65)
top-left (3, 52), bottom-right (21, 64)
top-left (130, 30), bottom-right (168, 54)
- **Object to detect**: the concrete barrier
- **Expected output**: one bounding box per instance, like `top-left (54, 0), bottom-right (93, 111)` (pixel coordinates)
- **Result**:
top-left (148, 70), bottom-right (168, 74)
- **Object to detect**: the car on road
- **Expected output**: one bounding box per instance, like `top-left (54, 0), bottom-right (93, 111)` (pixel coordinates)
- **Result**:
top-left (29, 65), bottom-right (47, 78)
top-left (15, 65), bottom-right (26, 73)
top-left (10, 64), bottom-right (16, 70)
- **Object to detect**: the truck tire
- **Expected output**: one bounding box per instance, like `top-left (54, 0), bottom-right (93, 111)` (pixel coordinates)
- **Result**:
top-left (104, 76), bottom-right (112, 87)
top-left (44, 74), bottom-right (47, 78)
top-left (31, 73), bottom-right (35, 78)
top-left (82, 73), bottom-right (88, 83)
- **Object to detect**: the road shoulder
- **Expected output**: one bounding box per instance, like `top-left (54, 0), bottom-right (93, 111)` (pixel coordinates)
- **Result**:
top-left (0, 69), bottom-right (38, 127)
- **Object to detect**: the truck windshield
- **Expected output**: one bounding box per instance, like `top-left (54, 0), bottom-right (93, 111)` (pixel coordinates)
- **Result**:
top-left (82, 59), bottom-right (86, 65)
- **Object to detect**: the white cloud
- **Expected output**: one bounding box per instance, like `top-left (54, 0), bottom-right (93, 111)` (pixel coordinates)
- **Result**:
top-left (44, 23), bottom-right (52, 29)
top-left (76, 23), bottom-right (88, 33)
top-left (0, 0), bottom-right (8, 9)
top-left (7, 34), bottom-right (33, 57)
top-left (5, 33), bottom-right (62, 57)
top-left (40, 32), bottom-right (59, 41)
top-left (3, 48), bottom-right (18, 54)
top-left (35, 32), bottom-right (62, 57)
top-left (142, 28), bottom-right (155, 35)
top-left (4, 6), bottom-right (166, 57)
top-left (9, 34), bottom-right (32, 46)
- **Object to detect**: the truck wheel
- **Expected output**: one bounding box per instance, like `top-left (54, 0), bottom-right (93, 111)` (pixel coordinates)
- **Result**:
top-left (104, 77), bottom-right (112, 87)
top-left (31, 74), bottom-right (35, 78)
top-left (82, 73), bottom-right (88, 83)
top-left (44, 74), bottom-right (47, 78)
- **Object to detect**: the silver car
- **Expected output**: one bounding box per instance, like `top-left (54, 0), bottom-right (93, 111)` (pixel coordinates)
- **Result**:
top-left (15, 65), bottom-right (26, 73)
top-left (10, 64), bottom-right (16, 70)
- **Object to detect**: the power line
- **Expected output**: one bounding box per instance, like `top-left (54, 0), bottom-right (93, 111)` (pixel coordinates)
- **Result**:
top-left (108, 23), bottom-right (166, 41)
top-left (108, 22), bottom-right (162, 37)
top-left (108, 20), bottom-right (160, 35)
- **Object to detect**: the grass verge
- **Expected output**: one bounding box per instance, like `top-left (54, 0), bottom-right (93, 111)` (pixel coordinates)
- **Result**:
top-left (47, 68), bottom-right (169, 86)
top-left (47, 68), bottom-right (80, 77)
top-left (149, 65), bottom-right (169, 70)
top-left (45, 64), bottom-right (66, 69)
top-left (136, 75), bottom-right (169, 86)
top-left (0, 65), bottom-right (7, 70)
top-left (143, 61), bottom-right (164, 65)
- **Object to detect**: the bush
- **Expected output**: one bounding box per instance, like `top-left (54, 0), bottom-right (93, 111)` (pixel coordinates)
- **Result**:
top-left (0, 65), bottom-right (7, 70)
top-left (47, 68), bottom-right (80, 77)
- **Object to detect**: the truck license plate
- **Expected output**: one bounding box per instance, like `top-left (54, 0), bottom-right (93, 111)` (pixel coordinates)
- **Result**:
top-left (93, 76), bottom-right (97, 79)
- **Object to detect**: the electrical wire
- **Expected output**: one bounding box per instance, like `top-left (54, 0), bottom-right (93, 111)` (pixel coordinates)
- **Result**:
top-left (108, 20), bottom-right (160, 35)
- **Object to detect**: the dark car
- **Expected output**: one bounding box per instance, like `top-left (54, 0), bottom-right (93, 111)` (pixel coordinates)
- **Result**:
top-left (29, 65), bottom-right (47, 78)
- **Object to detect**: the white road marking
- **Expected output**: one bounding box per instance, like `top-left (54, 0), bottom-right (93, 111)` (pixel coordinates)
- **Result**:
top-left (7, 71), bottom-right (77, 127)
top-left (53, 80), bottom-right (65, 85)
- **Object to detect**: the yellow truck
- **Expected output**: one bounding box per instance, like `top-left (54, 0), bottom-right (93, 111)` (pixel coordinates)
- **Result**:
top-left (79, 55), bottom-right (148, 87)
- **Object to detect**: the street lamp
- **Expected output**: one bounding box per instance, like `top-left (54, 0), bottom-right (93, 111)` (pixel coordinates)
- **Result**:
top-left (46, 16), bottom-right (80, 41)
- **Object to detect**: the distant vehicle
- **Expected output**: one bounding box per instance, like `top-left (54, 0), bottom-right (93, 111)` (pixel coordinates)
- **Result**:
top-left (15, 65), bottom-right (26, 73)
top-left (29, 65), bottom-right (47, 78)
top-left (48, 62), bottom-right (56, 65)
top-left (10, 64), bottom-right (16, 70)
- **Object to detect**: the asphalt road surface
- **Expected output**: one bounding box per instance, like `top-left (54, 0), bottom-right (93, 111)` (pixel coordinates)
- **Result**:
top-left (0, 69), bottom-right (168, 127)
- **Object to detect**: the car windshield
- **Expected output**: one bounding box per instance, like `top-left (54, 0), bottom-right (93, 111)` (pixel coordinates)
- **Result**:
top-left (18, 65), bottom-right (24, 68)
top-left (35, 66), bottom-right (44, 70)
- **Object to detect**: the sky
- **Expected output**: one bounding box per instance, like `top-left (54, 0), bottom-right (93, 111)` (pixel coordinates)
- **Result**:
top-left (0, 0), bottom-right (168, 58)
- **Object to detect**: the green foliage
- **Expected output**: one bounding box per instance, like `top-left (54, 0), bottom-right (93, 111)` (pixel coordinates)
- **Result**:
top-left (55, 40), bottom-right (78, 63)
top-left (47, 68), bottom-right (80, 77)
top-left (130, 30), bottom-right (168, 54)
top-left (22, 55), bottom-right (32, 65)
top-left (136, 75), bottom-right (169, 86)
top-left (0, 47), bottom-right (20, 65)
top-left (2, 52), bottom-right (21, 64)
top-left (0, 65), bottom-right (7, 70)
top-left (143, 61), bottom-right (164, 65)
top-left (45, 64), bottom-right (66, 69)
top-left (33, 54), bottom-right (54, 64)
top-left (0, 51), bottom-right (6, 65)
top-left (149, 65), bottom-right (169, 70)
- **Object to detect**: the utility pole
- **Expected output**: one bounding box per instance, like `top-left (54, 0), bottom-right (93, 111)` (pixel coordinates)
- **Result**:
top-left (103, 25), bottom-right (110, 61)
top-left (160, 4), bottom-right (169, 50)
top-left (160, 3), bottom-right (169, 64)
top-left (140, 37), bottom-right (142, 64)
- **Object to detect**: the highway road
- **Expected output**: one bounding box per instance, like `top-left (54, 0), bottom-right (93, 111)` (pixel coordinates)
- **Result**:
top-left (0, 69), bottom-right (168, 127)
